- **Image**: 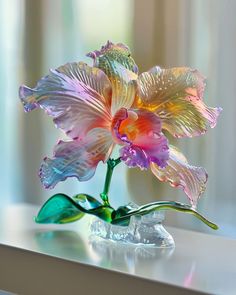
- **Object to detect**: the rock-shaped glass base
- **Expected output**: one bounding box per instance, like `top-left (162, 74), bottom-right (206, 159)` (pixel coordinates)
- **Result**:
top-left (90, 207), bottom-right (175, 248)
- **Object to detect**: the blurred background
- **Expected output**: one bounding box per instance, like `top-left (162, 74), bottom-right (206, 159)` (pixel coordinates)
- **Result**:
top-left (0, 0), bottom-right (235, 237)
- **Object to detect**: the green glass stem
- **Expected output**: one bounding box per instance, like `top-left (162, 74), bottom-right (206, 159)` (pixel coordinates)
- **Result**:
top-left (100, 158), bottom-right (121, 206)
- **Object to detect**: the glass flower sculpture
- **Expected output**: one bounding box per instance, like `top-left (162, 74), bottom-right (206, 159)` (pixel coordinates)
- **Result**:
top-left (19, 41), bottom-right (222, 230)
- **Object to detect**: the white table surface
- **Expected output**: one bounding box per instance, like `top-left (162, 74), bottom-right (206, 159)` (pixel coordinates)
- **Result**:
top-left (0, 204), bottom-right (235, 295)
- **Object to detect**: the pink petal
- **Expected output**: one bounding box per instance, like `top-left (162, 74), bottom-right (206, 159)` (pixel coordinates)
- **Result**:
top-left (19, 62), bottom-right (112, 139)
top-left (39, 128), bottom-right (114, 189)
top-left (135, 66), bottom-right (222, 138)
top-left (150, 145), bottom-right (208, 207)
top-left (112, 108), bottom-right (169, 169)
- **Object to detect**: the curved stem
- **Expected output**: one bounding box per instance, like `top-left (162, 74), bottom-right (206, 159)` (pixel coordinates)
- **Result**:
top-left (100, 158), bottom-right (121, 206)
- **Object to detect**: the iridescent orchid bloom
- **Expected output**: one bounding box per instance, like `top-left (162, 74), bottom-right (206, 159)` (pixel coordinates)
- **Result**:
top-left (19, 41), bottom-right (221, 209)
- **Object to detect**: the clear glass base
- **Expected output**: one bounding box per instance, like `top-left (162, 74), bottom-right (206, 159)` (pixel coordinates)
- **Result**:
top-left (90, 204), bottom-right (175, 248)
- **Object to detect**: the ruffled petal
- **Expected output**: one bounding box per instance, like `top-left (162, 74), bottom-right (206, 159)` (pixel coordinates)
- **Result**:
top-left (87, 42), bottom-right (138, 115)
top-left (150, 145), bottom-right (208, 207)
top-left (112, 108), bottom-right (169, 169)
top-left (120, 145), bottom-right (150, 169)
top-left (19, 62), bottom-right (112, 139)
top-left (106, 61), bottom-right (137, 115)
top-left (135, 66), bottom-right (222, 138)
top-left (39, 128), bottom-right (114, 189)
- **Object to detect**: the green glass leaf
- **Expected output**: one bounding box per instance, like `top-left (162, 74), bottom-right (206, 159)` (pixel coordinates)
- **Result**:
top-left (73, 193), bottom-right (102, 210)
top-left (111, 201), bottom-right (218, 230)
top-left (35, 193), bottom-right (114, 224)
top-left (35, 194), bottom-right (218, 230)
top-left (35, 193), bottom-right (86, 224)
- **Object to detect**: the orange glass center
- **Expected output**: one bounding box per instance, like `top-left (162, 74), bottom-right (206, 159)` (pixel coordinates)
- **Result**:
top-left (119, 111), bottom-right (138, 142)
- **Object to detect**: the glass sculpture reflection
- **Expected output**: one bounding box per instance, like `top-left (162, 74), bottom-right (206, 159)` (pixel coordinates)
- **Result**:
top-left (19, 41), bottom-right (222, 245)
